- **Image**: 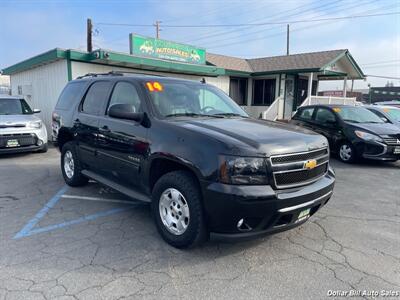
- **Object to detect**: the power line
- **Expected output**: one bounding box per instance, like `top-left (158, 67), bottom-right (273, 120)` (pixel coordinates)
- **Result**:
top-left (366, 75), bottom-right (400, 80)
top-left (97, 11), bottom-right (400, 29)
top-left (361, 59), bottom-right (400, 66)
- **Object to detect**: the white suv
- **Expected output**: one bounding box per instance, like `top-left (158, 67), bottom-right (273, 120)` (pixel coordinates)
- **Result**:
top-left (0, 95), bottom-right (48, 154)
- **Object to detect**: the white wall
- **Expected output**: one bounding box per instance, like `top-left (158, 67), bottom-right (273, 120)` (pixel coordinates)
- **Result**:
top-left (71, 62), bottom-right (230, 93)
top-left (10, 60), bottom-right (68, 139)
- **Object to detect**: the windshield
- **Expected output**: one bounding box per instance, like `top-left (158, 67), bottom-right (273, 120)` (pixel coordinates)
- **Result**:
top-left (335, 107), bottom-right (384, 123)
top-left (0, 98), bottom-right (33, 115)
top-left (384, 108), bottom-right (400, 122)
top-left (144, 81), bottom-right (248, 118)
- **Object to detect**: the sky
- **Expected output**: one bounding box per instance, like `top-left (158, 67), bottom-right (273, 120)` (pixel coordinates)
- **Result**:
top-left (0, 0), bottom-right (399, 90)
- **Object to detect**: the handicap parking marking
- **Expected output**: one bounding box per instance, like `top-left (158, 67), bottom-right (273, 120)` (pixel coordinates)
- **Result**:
top-left (13, 185), bottom-right (140, 239)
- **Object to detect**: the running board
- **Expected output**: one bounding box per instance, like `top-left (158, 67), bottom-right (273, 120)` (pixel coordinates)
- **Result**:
top-left (81, 170), bottom-right (151, 203)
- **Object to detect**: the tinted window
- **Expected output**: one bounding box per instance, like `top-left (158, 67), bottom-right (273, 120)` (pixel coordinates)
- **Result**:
top-left (229, 77), bottom-right (247, 105)
top-left (315, 108), bottom-right (336, 124)
top-left (56, 82), bottom-right (86, 110)
top-left (384, 108), bottom-right (400, 122)
top-left (0, 99), bottom-right (32, 115)
top-left (296, 107), bottom-right (315, 120)
top-left (108, 82), bottom-right (142, 113)
top-left (82, 81), bottom-right (110, 115)
top-left (253, 79), bottom-right (276, 105)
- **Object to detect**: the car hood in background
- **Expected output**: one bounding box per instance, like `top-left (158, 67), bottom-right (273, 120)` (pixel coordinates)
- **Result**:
top-left (179, 117), bottom-right (328, 156)
top-left (0, 114), bottom-right (40, 127)
top-left (347, 122), bottom-right (400, 136)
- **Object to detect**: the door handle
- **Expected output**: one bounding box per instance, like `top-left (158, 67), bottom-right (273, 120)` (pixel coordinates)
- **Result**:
top-left (99, 125), bottom-right (110, 133)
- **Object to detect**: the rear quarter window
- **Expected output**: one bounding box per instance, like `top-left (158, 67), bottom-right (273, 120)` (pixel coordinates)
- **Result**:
top-left (55, 81), bottom-right (86, 110)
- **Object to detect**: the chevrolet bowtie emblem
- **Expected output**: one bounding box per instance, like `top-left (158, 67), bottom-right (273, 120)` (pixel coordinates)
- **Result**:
top-left (304, 159), bottom-right (317, 170)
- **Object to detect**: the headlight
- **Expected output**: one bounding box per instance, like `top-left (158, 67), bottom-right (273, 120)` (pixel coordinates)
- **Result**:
top-left (354, 130), bottom-right (383, 142)
top-left (28, 120), bottom-right (42, 129)
top-left (219, 156), bottom-right (268, 185)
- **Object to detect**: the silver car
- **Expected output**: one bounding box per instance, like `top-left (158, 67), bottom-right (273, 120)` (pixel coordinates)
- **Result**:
top-left (366, 105), bottom-right (400, 129)
top-left (0, 95), bottom-right (48, 154)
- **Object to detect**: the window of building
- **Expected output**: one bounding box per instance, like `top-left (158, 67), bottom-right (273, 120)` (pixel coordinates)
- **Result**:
top-left (108, 82), bottom-right (142, 114)
top-left (82, 81), bottom-right (110, 115)
top-left (229, 77), bottom-right (247, 105)
top-left (252, 79), bottom-right (276, 105)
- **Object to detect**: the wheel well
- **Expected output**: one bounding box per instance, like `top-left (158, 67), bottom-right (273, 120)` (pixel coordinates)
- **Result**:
top-left (57, 129), bottom-right (73, 151)
top-left (149, 158), bottom-right (199, 192)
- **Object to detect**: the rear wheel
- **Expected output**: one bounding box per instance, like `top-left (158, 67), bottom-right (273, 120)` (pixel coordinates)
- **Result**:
top-left (339, 142), bottom-right (357, 163)
top-left (61, 142), bottom-right (88, 186)
top-left (152, 170), bottom-right (208, 248)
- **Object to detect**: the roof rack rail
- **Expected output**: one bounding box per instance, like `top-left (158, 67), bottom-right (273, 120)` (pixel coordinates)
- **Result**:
top-left (76, 71), bottom-right (165, 79)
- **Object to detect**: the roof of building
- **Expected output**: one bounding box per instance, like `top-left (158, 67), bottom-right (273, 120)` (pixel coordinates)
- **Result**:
top-left (2, 47), bottom-right (365, 79)
top-left (246, 49), bottom-right (346, 73)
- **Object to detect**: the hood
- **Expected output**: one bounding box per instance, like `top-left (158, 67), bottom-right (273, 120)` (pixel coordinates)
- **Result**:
top-left (0, 114), bottom-right (39, 127)
top-left (175, 117), bottom-right (328, 156)
top-left (348, 122), bottom-right (400, 136)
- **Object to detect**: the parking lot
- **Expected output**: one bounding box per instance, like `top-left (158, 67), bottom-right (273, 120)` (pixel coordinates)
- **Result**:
top-left (0, 147), bottom-right (399, 300)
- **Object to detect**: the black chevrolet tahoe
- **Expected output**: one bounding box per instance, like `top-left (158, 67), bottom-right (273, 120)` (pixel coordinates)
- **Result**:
top-left (53, 72), bottom-right (335, 248)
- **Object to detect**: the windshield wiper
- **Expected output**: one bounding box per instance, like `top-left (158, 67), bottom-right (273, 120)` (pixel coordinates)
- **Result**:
top-left (343, 119), bottom-right (360, 123)
top-left (213, 113), bottom-right (248, 118)
top-left (165, 113), bottom-right (223, 118)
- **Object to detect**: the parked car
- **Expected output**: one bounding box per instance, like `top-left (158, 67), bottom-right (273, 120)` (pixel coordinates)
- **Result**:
top-left (373, 100), bottom-right (400, 108)
top-left (53, 73), bottom-right (335, 248)
top-left (0, 95), bottom-right (48, 154)
top-left (291, 105), bottom-right (400, 163)
top-left (365, 105), bottom-right (400, 129)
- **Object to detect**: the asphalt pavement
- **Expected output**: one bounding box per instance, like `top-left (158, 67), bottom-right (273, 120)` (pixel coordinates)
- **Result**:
top-left (0, 147), bottom-right (399, 300)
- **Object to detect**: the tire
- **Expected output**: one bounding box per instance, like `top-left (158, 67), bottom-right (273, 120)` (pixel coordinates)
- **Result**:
top-left (152, 170), bottom-right (208, 248)
top-left (38, 143), bottom-right (48, 153)
top-left (61, 141), bottom-right (88, 187)
top-left (338, 142), bottom-right (357, 163)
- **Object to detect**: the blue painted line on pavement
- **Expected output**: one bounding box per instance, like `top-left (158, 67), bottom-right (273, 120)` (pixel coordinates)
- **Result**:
top-left (13, 185), bottom-right (134, 239)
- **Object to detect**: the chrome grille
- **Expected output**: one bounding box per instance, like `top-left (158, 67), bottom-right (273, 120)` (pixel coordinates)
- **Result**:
top-left (383, 136), bottom-right (400, 146)
top-left (270, 148), bottom-right (329, 189)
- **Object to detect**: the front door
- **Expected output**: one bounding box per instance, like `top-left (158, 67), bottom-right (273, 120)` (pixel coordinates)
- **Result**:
top-left (74, 81), bottom-right (112, 170)
top-left (312, 107), bottom-right (342, 149)
top-left (96, 81), bottom-right (149, 190)
top-left (283, 75), bottom-right (295, 119)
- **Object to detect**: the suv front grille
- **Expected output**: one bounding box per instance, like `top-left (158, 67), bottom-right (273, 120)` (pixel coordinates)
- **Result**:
top-left (0, 133), bottom-right (37, 148)
top-left (270, 148), bottom-right (329, 189)
top-left (382, 135), bottom-right (400, 146)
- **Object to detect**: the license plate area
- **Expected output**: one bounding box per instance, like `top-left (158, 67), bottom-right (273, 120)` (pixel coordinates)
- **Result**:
top-left (6, 139), bottom-right (20, 148)
top-left (295, 208), bottom-right (311, 223)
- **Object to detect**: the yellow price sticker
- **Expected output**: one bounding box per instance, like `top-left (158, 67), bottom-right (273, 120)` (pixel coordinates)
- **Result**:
top-left (333, 107), bottom-right (341, 113)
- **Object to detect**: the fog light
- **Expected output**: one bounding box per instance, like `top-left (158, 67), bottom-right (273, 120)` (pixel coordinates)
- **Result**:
top-left (37, 140), bottom-right (43, 146)
top-left (237, 218), bottom-right (252, 232)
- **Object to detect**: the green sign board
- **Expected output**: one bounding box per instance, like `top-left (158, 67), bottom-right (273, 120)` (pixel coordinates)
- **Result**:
top-left (129, 34), bottom-right (206, 65)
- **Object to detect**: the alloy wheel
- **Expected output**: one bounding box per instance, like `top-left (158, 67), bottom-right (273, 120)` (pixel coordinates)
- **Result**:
top-left (339, 144), bottom-right (352, 161)
top-left (159, 188), bottom-right (190, 235)
top-left (64, 150), bottom-right (75, 179)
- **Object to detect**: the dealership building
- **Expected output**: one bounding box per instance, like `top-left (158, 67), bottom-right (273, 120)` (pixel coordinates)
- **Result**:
top-left (2, 35), bottom-right (365, 135)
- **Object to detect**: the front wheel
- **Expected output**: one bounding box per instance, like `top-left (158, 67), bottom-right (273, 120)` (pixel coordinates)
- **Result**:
top-left (338, 142), bottom-right (357, 163)
top-left (61, 142), bottom-right (88, 186)
top-left (152, 171), bottom-right (208, 248)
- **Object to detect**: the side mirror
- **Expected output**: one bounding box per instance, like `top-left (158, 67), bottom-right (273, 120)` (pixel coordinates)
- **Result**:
top-left (33, 109), bottom-right (41, 113)
top-left (108, 104), bottom-right (144, 123)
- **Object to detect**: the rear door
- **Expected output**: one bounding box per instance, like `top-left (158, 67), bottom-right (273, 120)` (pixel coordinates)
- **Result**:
top-left (291, 106), bottom-right (316, 130)
top-left (96, 80), bottom-right (150, 190)
top-left (74, 81), bottom-right (112, 170)
top-left (312, 107), bottom-right (342, 149)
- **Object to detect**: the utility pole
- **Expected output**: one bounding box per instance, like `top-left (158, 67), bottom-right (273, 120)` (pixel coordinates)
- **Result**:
top-left (87, 18), bottom-right (93, 52)
top-left (286, 24), bottom-right (290, 56)
top-left (154, 20), bottom-right (161, 39)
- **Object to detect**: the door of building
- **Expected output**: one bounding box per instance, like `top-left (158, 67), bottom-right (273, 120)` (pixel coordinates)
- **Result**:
top-left (283, 75), bottom-right (295, 119)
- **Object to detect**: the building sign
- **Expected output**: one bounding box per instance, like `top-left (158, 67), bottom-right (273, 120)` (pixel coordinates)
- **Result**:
top-left (129, 34), bottom-right (206, 65)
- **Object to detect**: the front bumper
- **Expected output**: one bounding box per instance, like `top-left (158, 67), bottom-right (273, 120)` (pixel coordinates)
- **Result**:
top-left (201, 166), bottom-right (335, 240)
top-left (355, 141), bottom-right (400, 161)
top-left (0, 126), bottom-right (48, 154)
